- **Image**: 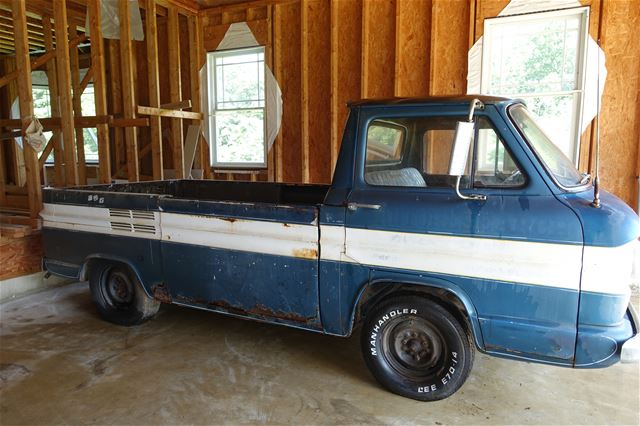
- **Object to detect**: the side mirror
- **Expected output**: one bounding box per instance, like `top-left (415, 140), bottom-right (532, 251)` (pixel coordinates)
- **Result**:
top-left (449, 98), bottom-right (487, 201)
top-left (448, 121), bottom-right (475, 176)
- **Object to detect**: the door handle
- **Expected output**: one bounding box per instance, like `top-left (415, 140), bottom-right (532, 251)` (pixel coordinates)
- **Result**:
top-left (347, 202), bottom-right (382, 211)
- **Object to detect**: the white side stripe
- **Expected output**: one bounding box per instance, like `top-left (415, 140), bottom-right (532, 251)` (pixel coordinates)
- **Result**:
top-left (42, 204), bottom-right (636, 295)
top-left (582, 240), bottom-right (636, 296)
top-left (160, 212), bottom-right (319, 259)
top-left (321, 225), bottom-right (584, 291)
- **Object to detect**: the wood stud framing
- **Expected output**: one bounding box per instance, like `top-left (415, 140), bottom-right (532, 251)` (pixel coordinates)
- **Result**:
top-left (88, 0), bottom-right (110, 183)
top-left (146, 0), bottom-right (164, 180)
top-left (10, 0), bottom-right (41, 219)
top-left (119, 0), bottom-right (139, 182)
top-left (168, 6), bottom-right (184, 179)
top-left (53, 0), bottom-right (78, 187)
top-left (42, 15), bottom-right (65, 187)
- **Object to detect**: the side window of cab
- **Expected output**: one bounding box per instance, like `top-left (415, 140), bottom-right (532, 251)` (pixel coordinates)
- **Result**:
top-left (364, 116), bottom-right (526, 188)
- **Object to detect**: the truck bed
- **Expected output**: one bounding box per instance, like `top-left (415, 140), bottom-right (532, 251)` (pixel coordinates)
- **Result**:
top-left (68, 180), bottom-right (331, 206)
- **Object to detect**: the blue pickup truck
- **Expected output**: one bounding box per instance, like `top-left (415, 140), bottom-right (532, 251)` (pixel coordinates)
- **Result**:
top-left (41, 96), bottom-right (639, 401)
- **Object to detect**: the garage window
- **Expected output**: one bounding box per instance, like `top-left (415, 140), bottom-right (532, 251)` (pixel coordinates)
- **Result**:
top-left (481, 7), bottom-right (589, 164)
top-left (207, 46), bottom-right (266, 168)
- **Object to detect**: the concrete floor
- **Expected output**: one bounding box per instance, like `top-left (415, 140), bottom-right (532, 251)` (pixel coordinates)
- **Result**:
top-left (0, 283), bottom-right (638, 425)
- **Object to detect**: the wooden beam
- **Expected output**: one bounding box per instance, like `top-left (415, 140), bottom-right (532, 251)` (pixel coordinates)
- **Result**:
top-left (107, 40), bottom-right (125, 173)
top-left (38, 137), bottom-right (56, 167)
top-left (0, 50), bottom-right (55, 89)
top-left (79, 65), bottom-right (93, 95)
top-left (273, 1), bottom-right (302, 183)
top-left (119, 0), bottom-right (140, 182)
top-left (69, 26), bottom-right (86, 185)
top-left (137, 105), bottom-right (203, 120)
top-left (188, 14), bottom-right (205, 179)
top-left (42, 15), bottom-right (64, 186)
top-left (160, 99), bottom-right (192, 110)
top-left (11, 0), bottom-right (41, 220)
top-left (53, 0), bottom-right (78, 186)
top-left (146, 0), bottom-right (164, 180)
top-left (167, 6), bottom-right (184, 179)
top-left (330, 0), bottom-right (362, 176)
top-left (88, 0), bottom-right (110, 184)
top-left (301, 0), bottom-right (331, 184)
top-left (110, 117), bottom-right (150, 127)
top-left (0, 116), bottom-right (112, 130)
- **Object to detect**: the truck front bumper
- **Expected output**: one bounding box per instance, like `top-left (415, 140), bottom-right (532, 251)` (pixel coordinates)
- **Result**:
top-left (621, 301), bottom-right (640, 363)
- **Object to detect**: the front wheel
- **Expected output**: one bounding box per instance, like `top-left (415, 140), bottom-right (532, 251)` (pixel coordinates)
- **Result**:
top-left (361, 296), bottom-right (474, 401)
top-left (89, 262), bottom-right (160, 326)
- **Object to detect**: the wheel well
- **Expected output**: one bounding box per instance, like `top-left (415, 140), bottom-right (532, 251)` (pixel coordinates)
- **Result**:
top-left (355, 282), bottom-right (474, 339)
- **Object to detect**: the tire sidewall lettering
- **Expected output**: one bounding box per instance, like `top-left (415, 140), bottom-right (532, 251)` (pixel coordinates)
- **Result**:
top-left (369, 308), bottom-right (417, 356)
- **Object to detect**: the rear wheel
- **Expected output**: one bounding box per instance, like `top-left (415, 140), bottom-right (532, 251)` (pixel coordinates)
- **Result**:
top-left (361, 295), bottom-right (474, 401)
top-left (89, 262), bottom-right (160, 326)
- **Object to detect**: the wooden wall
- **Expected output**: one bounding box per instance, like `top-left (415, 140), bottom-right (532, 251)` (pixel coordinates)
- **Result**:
top-left (201, 0), bottom-right (640, 210)
top-left (1, 0), bottom-right (638, 211)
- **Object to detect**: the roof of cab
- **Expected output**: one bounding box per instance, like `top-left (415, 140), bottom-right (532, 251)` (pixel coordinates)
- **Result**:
top-left (348, 95), bottom-right (515, 107)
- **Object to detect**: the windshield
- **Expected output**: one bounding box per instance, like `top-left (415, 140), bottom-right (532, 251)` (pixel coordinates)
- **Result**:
top-left (509, 104), bottom-right (584, 187)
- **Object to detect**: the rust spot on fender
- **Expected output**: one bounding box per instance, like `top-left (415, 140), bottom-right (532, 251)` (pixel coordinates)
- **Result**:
top-left (151, 284), bottom-right (172, 303)
top-left (292, 248), bottom-right (318, 259)
top-left (219, 217), bottom-right (237, 223)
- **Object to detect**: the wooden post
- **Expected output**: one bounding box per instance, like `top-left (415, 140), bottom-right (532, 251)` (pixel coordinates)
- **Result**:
top-left (119, 0), bottom-right (140, 181)
top-left (168, 6), bottom-right (184, 179)
top-left (53, 0), bottom-right (78, 186)
top-left (88, 0), bottom-right (111, 183)
top-left (42, 15), bottom-right (65, 186)
top-left (146, 0), bottom-right (163, 180)
top-left (12, 0), bottom-right (42, 219)
top-left (188, 13), bottom-right (204, 179)
top-left (69, 26), bottom-right (87, 185)
top-left (108, 40), bottom-right (124, 174)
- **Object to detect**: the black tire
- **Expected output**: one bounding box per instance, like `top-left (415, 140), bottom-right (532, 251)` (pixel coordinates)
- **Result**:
top-left (361, 295), bottom-right (474, 401)
top-left (89, 262), bottom-right (160, 326)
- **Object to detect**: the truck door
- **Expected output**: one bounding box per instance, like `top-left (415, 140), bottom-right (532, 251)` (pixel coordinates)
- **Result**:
top-left (343, 105), bottom-right (583, 364)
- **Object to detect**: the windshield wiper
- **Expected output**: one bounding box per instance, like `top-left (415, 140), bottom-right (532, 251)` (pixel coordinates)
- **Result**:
top-left (579, 172), bottom-right (591, 185)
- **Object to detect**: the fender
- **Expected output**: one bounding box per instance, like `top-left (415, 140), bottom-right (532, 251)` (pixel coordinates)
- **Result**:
top-left (349, 270), bottom-right (485, 350)
top-left (80, 253), bottom-right (157, 299)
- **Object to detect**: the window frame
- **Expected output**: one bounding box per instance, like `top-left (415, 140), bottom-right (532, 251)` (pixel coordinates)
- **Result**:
top-left (365, 119), bottom-right (407, 168)
top-left (471, 117), bottom-right (528, 189)
top-left (480, 6), bottom-right (590, 166)
top-left (361, 113), bottom-right (527, 190)
top-left (207, 46), bottom-right (267, 169)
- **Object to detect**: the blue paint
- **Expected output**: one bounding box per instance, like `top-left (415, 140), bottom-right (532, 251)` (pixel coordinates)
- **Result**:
top-left (160, 241), bottom-right (322, 329)
top-left (575, 311), bottom-right (635, 367)
top-left (559, 189), bottom-right (640, 247)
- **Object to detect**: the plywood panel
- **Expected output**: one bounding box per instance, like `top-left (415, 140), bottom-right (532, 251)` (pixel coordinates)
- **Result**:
top-left (395, 0), bottom-right (431, 97)
top-left (597, 0), bottom-right (640, 208)
top-left (361, 0), bottom-right (396, 99)
top-left (330, 0), bottom-right (362, 174)
top-left (429, 0), bottom-right (470, 95)
top-left (0, 233), bottom-right (42, 281)
top-left (274, 1), bottom-right (302, 183)
top-left (473, 0), bottom-right (508, 41)
top-left (301, 0), bottom-right (331, 184)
